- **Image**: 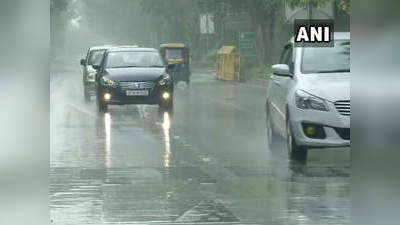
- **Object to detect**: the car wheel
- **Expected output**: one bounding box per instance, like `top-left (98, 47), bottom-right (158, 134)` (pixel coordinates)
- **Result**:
top-left (286, 120), bottom-right (307, 162)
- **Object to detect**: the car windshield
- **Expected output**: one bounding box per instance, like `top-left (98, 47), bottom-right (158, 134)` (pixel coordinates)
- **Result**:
top-left (301, 40), bottom-right (350, 74)
top-left (88, 49), bottom-right (105, 65)
top-left (106, 51), bottom-right (164, 68)
top-left (165, 48), bottom-right (183, 59)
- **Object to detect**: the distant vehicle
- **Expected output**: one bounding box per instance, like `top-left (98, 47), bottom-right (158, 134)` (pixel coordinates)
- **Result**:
top-left (266, 32), bottom-right (350, 161)
top-left (92, 47), bottom-right (174, 112)
top-left (160, 43), bottom-right (191, 85)
top-left (80, 45), bottom-right (114, 102)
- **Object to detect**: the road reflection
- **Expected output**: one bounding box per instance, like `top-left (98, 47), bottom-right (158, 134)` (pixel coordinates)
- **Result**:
top-left (104, 112), bottom-right (112, 168)
top-left (162, 111), bottom-right (171, 168)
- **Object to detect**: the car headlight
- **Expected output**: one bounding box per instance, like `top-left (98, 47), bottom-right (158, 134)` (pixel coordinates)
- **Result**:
top-left (295, 90), bottom-right (329, 111)
top-left (101, 76), bottom-right (117, 87)
top-left (158, 74), bottom-right (171, 86)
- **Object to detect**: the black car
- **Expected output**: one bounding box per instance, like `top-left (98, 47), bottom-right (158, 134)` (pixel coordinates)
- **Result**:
top-left (93, 47), bottom-right (174, 112)
top-left (80, 45), bottom-right (115, 102)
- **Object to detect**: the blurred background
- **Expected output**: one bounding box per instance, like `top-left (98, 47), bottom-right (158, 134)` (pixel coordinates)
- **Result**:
top-left (50, 0), bottom-right (349, 80)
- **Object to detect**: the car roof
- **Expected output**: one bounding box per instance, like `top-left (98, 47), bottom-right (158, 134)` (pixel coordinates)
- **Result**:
top-left (88, 45), bottom-right (116, 51)
top-left (288, 32), bottom-right (350, 43)
top-left (107, 47), bottom-right (158, 52)
top-left (160, 43), bottom-right (187, 48)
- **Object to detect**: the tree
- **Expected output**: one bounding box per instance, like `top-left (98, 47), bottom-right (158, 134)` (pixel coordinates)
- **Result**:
top-left (201, 0), bottom-right (283, 63)
top-left (139, 0), bottom-right (348, 65)
top-left (50, 0), bottom-right (70, 54)
top-left (139, 0), bottom-right (205, 57)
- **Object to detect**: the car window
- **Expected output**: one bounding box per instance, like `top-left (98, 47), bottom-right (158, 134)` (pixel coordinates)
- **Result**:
top-left (106, 51), bottom-right (164, 68)
top-left (301, 40), bottom-right (350, 74)
top-left (165, 48), bottom-right (183, 59)
top-left (88, 50), bottom-right (105, 65)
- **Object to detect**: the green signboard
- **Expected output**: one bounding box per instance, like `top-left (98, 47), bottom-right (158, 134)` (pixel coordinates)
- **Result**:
top-left (239, 32), bottom-right (257, 58)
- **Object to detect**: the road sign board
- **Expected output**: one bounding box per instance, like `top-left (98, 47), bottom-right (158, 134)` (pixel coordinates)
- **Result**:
top-left (239, 32), bottom-right (256, 57)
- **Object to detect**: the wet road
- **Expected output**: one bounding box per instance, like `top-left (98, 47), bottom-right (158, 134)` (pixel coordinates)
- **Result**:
top-left (50, 65), bottom-right (350, 225)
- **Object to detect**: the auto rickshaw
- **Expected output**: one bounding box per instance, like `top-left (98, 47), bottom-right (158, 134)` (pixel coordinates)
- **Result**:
top-left (160, 43), bottom-right (191, 85)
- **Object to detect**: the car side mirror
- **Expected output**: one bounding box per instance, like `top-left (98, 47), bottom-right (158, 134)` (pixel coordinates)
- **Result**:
top-left (80, 59), bottom-right (86, 66)
top-left (92, 64), bottom-right (101, 70)
top-left (271, 64), bottom-right (292, 77)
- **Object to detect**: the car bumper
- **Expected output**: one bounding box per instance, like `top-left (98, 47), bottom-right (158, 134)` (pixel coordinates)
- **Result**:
top-left (99, 86), bottom-right (173, 105)
top-left (288, 103), bottom-right (350, 148)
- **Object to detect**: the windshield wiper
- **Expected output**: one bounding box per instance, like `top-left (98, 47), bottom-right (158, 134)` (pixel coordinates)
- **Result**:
top-left (315, 69), bottom-right (350, 73)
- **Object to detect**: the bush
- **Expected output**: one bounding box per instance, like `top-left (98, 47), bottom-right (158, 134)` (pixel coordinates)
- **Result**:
top-left (193, 49), bottom-right (217, 69)
top-left (240, 58), bottom-right (270, 81)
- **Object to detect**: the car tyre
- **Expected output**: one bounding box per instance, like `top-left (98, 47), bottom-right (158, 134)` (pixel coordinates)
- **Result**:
top-left (286, 120), bottom-right (307, 162)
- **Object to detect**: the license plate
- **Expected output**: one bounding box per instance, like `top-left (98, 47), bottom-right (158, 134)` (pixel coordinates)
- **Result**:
top-left (126, 90), bottom-right (149, 96)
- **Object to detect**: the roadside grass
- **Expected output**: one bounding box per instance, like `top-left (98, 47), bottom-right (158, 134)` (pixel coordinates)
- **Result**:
top-left (244, 64), bottom-right (271, 81)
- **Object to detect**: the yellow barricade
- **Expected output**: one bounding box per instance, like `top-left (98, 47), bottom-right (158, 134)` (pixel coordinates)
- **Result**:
top-left (216, 46), bottom-right (240, 81)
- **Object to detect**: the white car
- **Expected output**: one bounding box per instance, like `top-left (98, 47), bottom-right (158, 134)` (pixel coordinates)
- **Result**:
top-left (266, 32), bottom-right (350, 161)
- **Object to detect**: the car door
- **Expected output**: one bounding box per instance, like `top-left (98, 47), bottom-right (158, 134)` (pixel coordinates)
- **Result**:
top-left (271, 44), bottom-right (293, 133)
top-left (95, 52), bottom-right (107, 89)
top-left (83, 49), bottom-right (90, 82)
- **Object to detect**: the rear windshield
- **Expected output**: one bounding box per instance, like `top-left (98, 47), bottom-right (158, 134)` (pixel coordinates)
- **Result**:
top-left (301, 40), bottom-right (350, 74)
top-left (165, 48), bottom-right (183, 59)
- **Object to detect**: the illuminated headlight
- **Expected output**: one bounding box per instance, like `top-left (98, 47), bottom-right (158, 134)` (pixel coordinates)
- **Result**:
top-left (104, 93), bottom-right (111, 100)
top-left (158, 74), bottom-right (171, 86)
top-left (295, 90), bottom-right (329, 111)
top-left (101, 76), bottom-right (117, 87)
top-left (162, 92), bottom-right (170, 100)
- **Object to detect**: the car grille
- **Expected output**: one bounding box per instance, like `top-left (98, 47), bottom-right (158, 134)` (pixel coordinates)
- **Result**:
top-left (119, 81), bottom-right (155, 90)
top-left (334, 100), bottom-right (350, 116)
top-left (334, 127), bottom-right (350, 140)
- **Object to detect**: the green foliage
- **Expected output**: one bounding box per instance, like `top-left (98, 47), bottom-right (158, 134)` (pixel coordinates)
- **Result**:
top-left (139, 0), bottom-right (349, 71)
top-left (286, 0), bottom-right (332, 7)
top-left (50, 0), bottom-right (69, 11)
top-left (286, 0), bottom-right (350, 13)
top-left (242, 61), bottom-right (271, 81)
top-left (338, 0), bottom-right (350, 14)
top-left (193, 49), bottom-right (217, 69)
top-left (139, 0), bottom-right (203, 43)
